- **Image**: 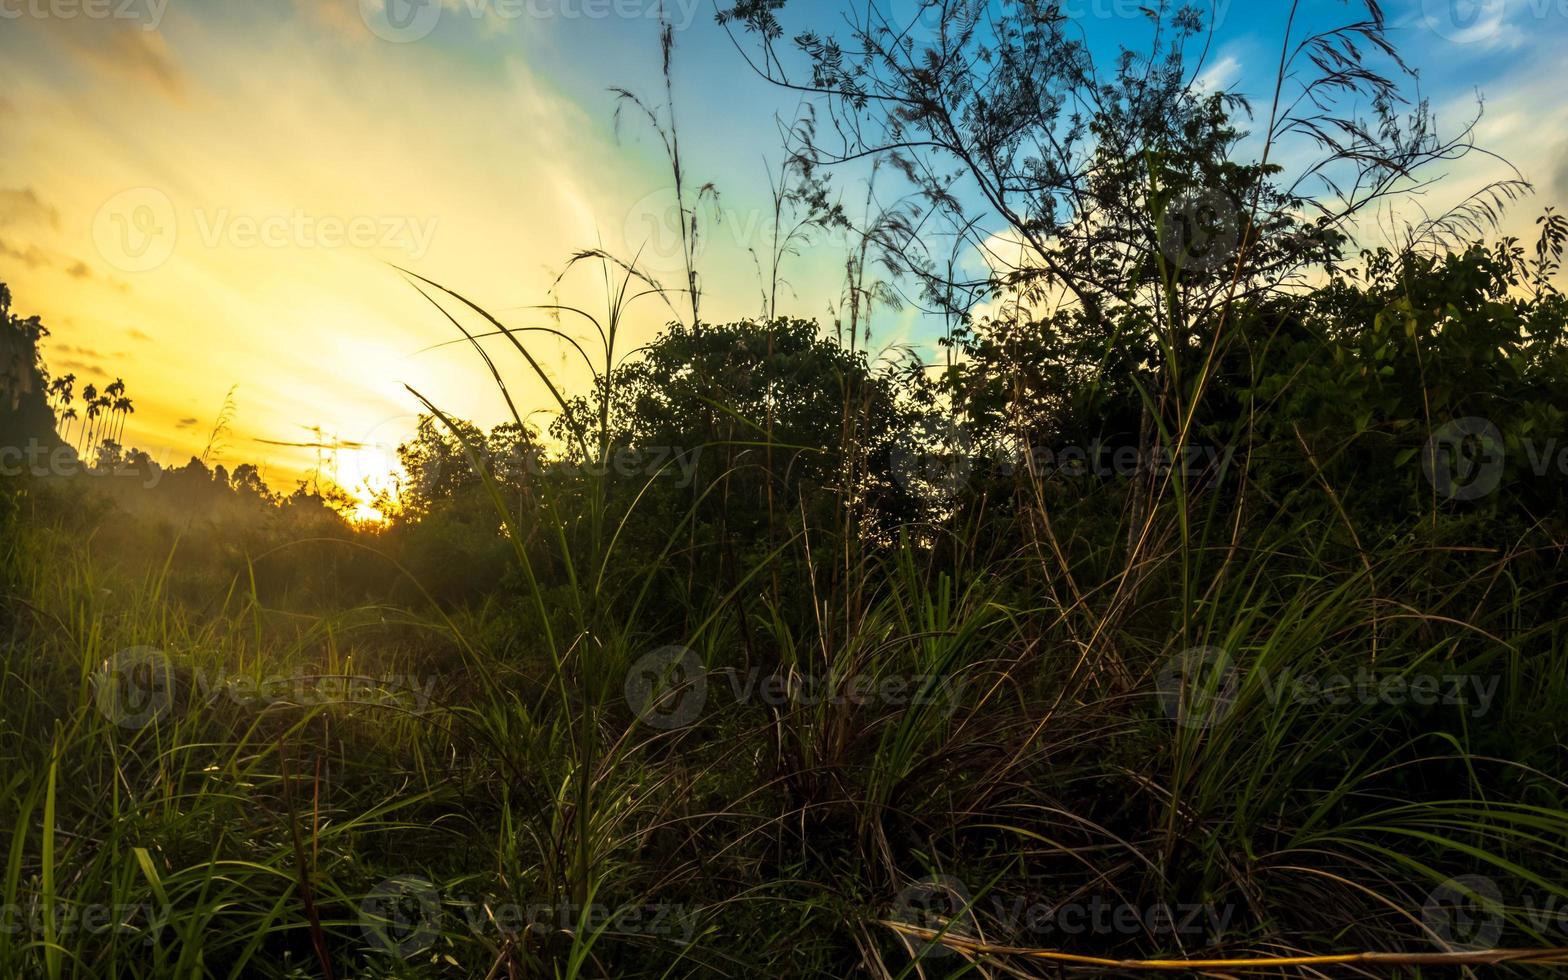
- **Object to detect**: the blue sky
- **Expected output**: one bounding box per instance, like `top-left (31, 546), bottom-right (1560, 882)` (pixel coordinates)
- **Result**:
top-left (0, 0), bottom-right (1563, 505)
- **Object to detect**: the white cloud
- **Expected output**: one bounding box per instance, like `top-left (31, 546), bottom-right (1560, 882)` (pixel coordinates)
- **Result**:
top-left (1195, 54), bottom-right (1242, 94)
top-left (1400, 0), bottom-right (1527, 54)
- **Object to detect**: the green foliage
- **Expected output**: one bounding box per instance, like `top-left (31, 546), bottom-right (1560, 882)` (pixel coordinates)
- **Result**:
top-left (0, 282), bottom-right (60, 451)
top-left (1243, 233), bottom-right (1568, 532)
top-left (560, 317), bottom-right (919, 538)
top-left (7, 220), bottom-right (1568, 974)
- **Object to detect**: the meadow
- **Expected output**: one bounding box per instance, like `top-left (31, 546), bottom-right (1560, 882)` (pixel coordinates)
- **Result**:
top-left (4, 1), bottom-right (1568, 977)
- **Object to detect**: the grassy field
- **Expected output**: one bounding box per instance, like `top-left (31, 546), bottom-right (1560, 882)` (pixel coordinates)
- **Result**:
top-left (4, 359), bottom-right (1568, 977)
top-left (5, 2), bottom-right (1568, 976)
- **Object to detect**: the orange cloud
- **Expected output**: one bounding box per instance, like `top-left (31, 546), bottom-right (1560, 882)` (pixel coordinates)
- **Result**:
top-left (0, 188), bottom-right (60, 229)
top-left (34, 18), bottom-right (185, 100)
top-left (293, 0), bottom-right (369, 41)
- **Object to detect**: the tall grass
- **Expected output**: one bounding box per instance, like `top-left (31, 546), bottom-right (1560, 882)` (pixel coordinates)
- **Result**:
top-left (6, 264), bottom-right (1567, 979)
top-left (4, 72), bottom-right (1568, 980)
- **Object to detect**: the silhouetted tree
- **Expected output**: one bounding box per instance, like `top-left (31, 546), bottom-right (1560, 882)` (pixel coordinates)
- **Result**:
top-left (0, 282), bottom-right (62, 453)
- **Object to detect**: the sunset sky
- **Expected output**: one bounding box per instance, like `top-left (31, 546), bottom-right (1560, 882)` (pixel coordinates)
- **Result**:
top-left (2, 0), bottom-right (1565, 511)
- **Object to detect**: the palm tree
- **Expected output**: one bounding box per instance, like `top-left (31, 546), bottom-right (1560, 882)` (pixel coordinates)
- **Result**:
top-left (78, 383), bottom-right (98, 452)
top-left (48, 373), bottom-right (75, 442)
top-left (111, 396), bottom-right (134, 445)
top-left (101, 379), bottom-right (126, 447)
top-left (82, 403), bottom-right (97, 454)
top-left (92, 394), bottom-right (111, 454)
top-left (84, 401), bottom-right (100, 455)
top-left (80, 393), bottom-right (109, 456)
top-left (47, 373), bottom-right (75, 412)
